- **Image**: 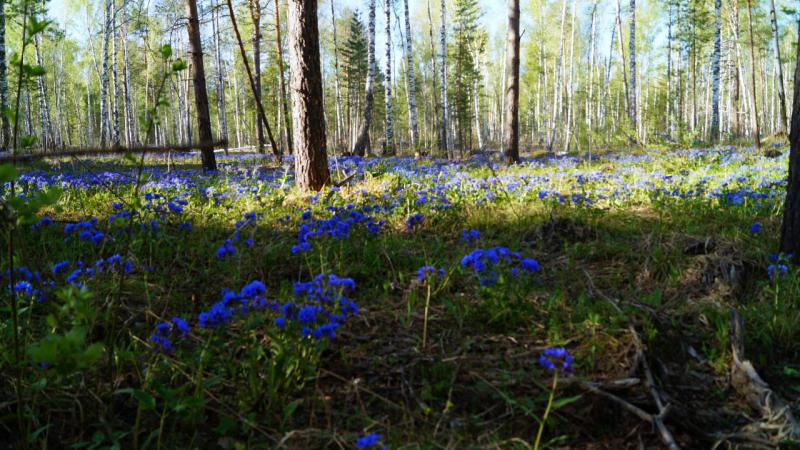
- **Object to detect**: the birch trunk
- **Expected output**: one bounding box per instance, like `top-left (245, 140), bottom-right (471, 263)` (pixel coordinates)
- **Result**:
top-left (274, 0), bottom-right (293, 155)
top-left (352, 0), bottom-right (376, 156)
top-left (746, 0), bottom-right (761, 148)
top-left (438, 0), bottom-right (448, 155)
top-left (769, 0), bottom-right (788, 133)
top-left (402, 0), bottom-right (419, 151)
top-left (628, 0), bottom-right (637, 132)
top-left (383, 0), bottom-right (394, 154)
top-left (546, 0), bottom-right (567, 151)
top-left (212, 1), bottom-right (228, 151)
top-left (0, 0), bottom-right (8, 149)
top-left (711, 0), bottom-right (721, 140)
top-left (330, 0), bottom-right (344, 154)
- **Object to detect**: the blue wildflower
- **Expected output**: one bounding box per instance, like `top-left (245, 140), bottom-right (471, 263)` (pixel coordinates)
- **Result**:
top-left (539, 347), bottom-right (573, 372)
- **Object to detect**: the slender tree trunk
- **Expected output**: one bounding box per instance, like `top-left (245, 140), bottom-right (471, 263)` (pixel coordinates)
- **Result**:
top-left (274, 0), bottom-right (293, 155)
top-left (0, 0), bottom-right (9, 149)
top-left (769, 0), bottom-right (788, 133)
top-left (287, 0), bottom-right (330, 190)
top-left (226, 0), bottom-right (281, 157)
top-left (711, 0), bottom-right (721, 141)
top-left (780, 17), bottom-right (800, 254)
top-left (426, 0), bottom-right (438, 154)
top-left (503, 0), bottom-right (520, 163)
top-left (563, 0), bottom-right (576, 153)
top-left (330, 0), bottom-right (344, 154)
top-left (352, 0), bottom-right (376, 156)
top-left (122, 9), bottom-right (135, 146)
top-left (34, 36), bottom-right (53, 147)
top-left (383, 0), bottom-right (394, 155)
top-left (746, 0), bottom-right (761, 148)
top-left (111, 0), bottom-right (120, 145)
top-left (666, 0), bottom-right (674, 137)
top-left (186, 0), bottom-right (217, 171)
top-left (402, 0), bottom-right (419, 151)
top-left (586, 1), bottom-right (597, 133)
top-left (731, 0), bottom-right (741, 137)
top-left (100, 0), bottom-right (111, 147)
top-left (213, 1), bottom-right (228, 151)
top-left (438, 0), bottom-right (448, 156)
top-left (614, 0), bottom-right (630, 126)
top-left (546, 0), bottom-right (567, 152)
top-left (628, 0), bottom-right (637, 133)
top-left (249, 0), bottom-right (265, 153)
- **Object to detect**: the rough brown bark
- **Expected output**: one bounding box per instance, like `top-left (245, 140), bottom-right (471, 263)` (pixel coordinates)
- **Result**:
top-left (287, 0), bottom-right (330, 191)
top-left (780, 19), bottom-right (800, 255)
top-left (503, 0), bottom-right (519, 164)
top-left (186, 0), bottom-right (217, 171)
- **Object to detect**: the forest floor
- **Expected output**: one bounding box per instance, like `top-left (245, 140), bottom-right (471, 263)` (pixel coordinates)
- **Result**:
top-left (1, 144), bottom-right (799, 449)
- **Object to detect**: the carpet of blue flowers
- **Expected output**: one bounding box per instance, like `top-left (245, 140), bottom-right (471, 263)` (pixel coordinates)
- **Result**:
top-left (2, 146), bottom-right (799, 448)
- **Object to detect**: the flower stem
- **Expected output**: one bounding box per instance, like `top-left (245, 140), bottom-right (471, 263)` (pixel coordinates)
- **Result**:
top-left (534, 371), bottom-right (559, 450)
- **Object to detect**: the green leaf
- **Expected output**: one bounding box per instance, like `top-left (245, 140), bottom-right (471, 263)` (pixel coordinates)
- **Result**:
top-left (171, 59), bottom-right (187, 72)
top-left (116, 388), bottom-right (157, 410)
top-left (21, 135), bottom-right (38, 148)
top-left (551, 394), bottom-right (582, 410)
top-left (159, 44), bottom-right (172, 59)
top-left (0, 164), bottom-right (18, 183)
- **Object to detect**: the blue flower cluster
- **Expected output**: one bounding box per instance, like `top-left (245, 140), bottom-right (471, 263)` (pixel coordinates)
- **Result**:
top-left (416, 266), bottom-right (444, 284)
top-left (278, 274), bottom-right (359, 339)
top-left (460, 229), bottom-right (481, 243)
top-left (198, 280), bottom-right (268, 328)
top-left (460, 247), bottom-right (541, 285)
top-left (53, 255), bottom-right (135, 289)
top-left (64, 218), bottom-right (106, 246)
top-left (539, 347), bottom-right (573, 372)
top-left (150, 317), bottom-right (190, 353)
top-left (292, 206), bottom-right (384, 254)
top-left (355, 432), bottom-right (386, 449)
top-left (2, 267), bottom-right (49, 302)
top-left (406, 213), bottom-right (425, 231)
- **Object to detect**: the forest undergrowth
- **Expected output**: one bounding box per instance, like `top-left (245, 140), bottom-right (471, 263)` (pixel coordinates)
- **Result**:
top-left (1, 145), bottom-right (799, 449)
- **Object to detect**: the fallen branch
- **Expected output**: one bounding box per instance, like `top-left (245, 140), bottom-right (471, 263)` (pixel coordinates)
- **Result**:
top-left (728, 309), bottom-right (800, 443)
top-left (0, 140), bottom-right (229, 163)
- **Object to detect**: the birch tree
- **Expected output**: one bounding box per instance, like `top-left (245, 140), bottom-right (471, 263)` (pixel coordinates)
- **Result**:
top-left (503, 0), bottom-right (519, 163)
top-left (769, 0), bottom-right (787, 133)
top-left (710, 0), bottom-right (720, 140)
top-left (383, 0), bottom-right (394, 154)
top-left (352, 0), bottom-right (376, 156)
top-left (402, 0), bottom-right (418, 150)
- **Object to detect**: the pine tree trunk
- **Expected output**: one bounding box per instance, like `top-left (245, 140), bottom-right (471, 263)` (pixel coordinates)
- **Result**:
top-left (769, 0), bottom-right (788, 133)
top-left (383, 0), bottom-right (394, 155)
top-left (287, 0), bottom-right (330, 190)
top-left (186, 0), bottom-right (217, 171)
top-left (746, 0), bottom-right (761, 148)
top-left (711, 0), bottom-right (721, 140)
top-left (503, 0), bottom-right (520, 163)
top-left (780, 18), bottom-right (800, 254)
top-left (352, 0), bottom-right (376, 156)
top-left (402, 0), bottom-right (419, 151)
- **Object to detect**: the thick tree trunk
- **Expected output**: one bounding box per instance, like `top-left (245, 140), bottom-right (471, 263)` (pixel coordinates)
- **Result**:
top-left (186, 0), bottom-right (217, 171)
top-left (780, 19), bottom-right (800, 254)
top-left (352, 0), bottom-right (376, 156)
top-left (746, 0), bottom-right (761, 148)
top-left (503, 0), bottom-right (520, 164)
top-left (711, 0), bottom-right (721, 140)
top-left (769, 0), bottom-right (788, 134)
top-left (287, 0), bottom-right (330, 190)
top-left (383, 0), bottom-right (394, 155)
